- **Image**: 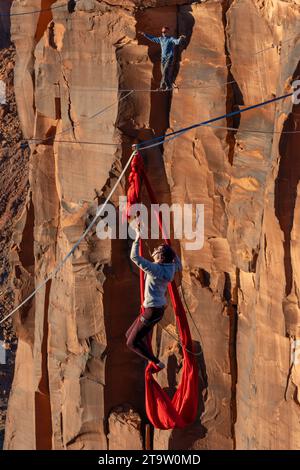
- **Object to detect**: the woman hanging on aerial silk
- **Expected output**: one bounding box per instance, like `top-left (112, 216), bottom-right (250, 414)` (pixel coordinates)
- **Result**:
top-left (126, 225), bottom-right (182, 369)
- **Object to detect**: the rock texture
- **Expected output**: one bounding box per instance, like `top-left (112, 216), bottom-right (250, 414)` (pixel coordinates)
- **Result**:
top-left (2, 0), bottom-right (300, 450)
top-left (0, 42), bottom-right (30, 448)
top-left (108, 405), bottom-right (143, 450)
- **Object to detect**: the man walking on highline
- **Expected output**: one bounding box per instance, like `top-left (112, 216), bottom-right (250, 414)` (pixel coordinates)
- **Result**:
top-left (139, 26), bottom-right (186, 90)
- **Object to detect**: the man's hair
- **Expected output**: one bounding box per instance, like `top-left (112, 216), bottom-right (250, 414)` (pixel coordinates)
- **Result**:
top-left (162, 26), bottom-right (169, 31)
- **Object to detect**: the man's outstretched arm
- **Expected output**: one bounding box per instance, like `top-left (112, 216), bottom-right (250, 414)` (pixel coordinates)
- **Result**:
top-left (138, 31), bottom-right (161, 44)
top-left (171, 35), bottom-right (186, 45)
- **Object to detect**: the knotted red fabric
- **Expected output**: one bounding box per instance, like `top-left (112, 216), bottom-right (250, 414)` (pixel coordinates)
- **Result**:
top-left (126, 150), bottom-right (199, 429)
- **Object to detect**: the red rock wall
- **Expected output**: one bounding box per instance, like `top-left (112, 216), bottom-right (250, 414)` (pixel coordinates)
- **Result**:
top-left (3, 0), bottom-right (300, 450)
top-left (0, 40), bottom-right (30, 447)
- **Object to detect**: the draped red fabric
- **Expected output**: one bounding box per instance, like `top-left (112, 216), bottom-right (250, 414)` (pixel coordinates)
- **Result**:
top-left (126, 151), bottom-right (199, 429)
top-left (125, 152), bottom-right (144, 219)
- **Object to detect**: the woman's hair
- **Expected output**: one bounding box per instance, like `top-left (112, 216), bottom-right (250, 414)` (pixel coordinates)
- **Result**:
top-left (154, 244), bottom-right (176, 263)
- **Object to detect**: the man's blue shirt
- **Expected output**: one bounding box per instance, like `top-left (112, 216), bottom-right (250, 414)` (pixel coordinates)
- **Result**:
top-left (144, 34), bottom-right (182, 61)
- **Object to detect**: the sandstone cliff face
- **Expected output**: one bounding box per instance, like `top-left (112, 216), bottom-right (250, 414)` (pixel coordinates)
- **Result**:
top-left (2, 0), bottom-right (300, 450)
top-left (0, 37), bottom-right (29, 446)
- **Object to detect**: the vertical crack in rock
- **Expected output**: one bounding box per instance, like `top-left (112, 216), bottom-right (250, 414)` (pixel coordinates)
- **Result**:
top-left (221, 0), bottom-right (244, 165)
top-left (18, 194), bottom-right (35, 272)
top-left (275, 60), bottom-right (300, 299)
top-left (138, 4), bottom-right (196, 449)
top-left (221, 1), bottom-right (241, 448)
top-left (61, 65), bottom-right (76, 139)
top-left (58, 48), bottom-right (76, 139)
top-left (13, 191), bottom-right (35, 337)
top-left (112, 5), bottom-right (190, 447)
top-left (35, 279), bottom-right (53, 450)
top-left (144, 24), bottom-right (173, 133)
top-left (275, 61), bottom-right (300, 344)
top-left (224, 270), bottom-right (238, 448)
top-left (48, 21), bottom-right (57, 51)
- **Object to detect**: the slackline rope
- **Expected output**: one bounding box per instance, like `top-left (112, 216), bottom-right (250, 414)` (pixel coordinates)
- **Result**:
top-left (0, 148), bottom-right (137, 325)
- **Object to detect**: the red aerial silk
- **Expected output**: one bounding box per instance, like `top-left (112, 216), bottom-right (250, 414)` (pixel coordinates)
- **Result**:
top-left (126, 151), bottom-right (199, 429)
